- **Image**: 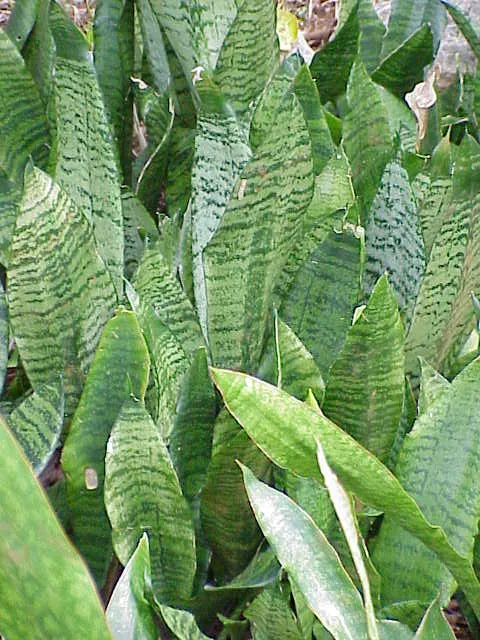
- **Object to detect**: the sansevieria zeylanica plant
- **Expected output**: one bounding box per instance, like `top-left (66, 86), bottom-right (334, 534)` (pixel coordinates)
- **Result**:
top-left (2, 0), bottom-right (480, 638)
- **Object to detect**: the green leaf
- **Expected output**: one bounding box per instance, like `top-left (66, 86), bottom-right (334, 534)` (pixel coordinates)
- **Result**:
top-left (441, 0), bottom-right (480, 60)
top-left (388, 378), bottom-right (416, 470)
top-left (0, 415), bottom-right (111, 640)
top-left (135, 0), bottom-right (171, 93)
top-left (372, 25), bottom-right (434, 97)
top-left (62, 309), bottom-right (150, 584)
top-left (214, 0), bottom-right (279, 118)
top-left (417, 358), bottom-right (450, 417)
top-left (343, 59), bottom-right (394, 218)
top-left (372, 357), bottom-right (480, 609)
top-left (0, 172), bottom-right (21, 267)
top-left (358, 0), bottom-right (386, 73)
top-left (205, 545), bottom-right (280, 591)
top-left (131, 247), bottom-right (204, 436)
top-left (0, 280), bottom-right (8, 392)
top-left (191, 80), bottom-right (251, 338)
top-left (405, 134), bottom-right (480, 376)
top-left (4, 0), bottom-right (38, 50)
top-left (364, 161), bottom-right (426, 323)
top-left (121, 187), bottom-right (159, 280)
top-left (310, 4), bottom-right (360, 103)
top-left (241, 465), bottom-right (370, 640)
top-left (204, 90), bottom-right (314, 372)
top-left (22, 0), bottom-right (55, 109)
top-left (105, 397), bottom-right (196, 604)
top-left (94, 0), bottom-right (134, 182)
top-left (413, 596), bottom-right (455, 639)
top-left (280, 226), bottom-right (362, 379)
top-left (156, 603), bottom-right (212, 640)
top-left (8, 380), bottom-right (63, 475)
top-left (8, 167), bottom-right (117, 414)
top-left (316, 441), bottom-right (380, 640)
top-left (106, 534), bottom-right (158, 640)
top-left (211, 368), bottom-right (480, 618)
top-left (49, 4), bottom-right (123, 295)
top-left (323, 275), bottom-right (404, 462)
top-left (381, 0), bottom-right (447, 56)
top-left (0, 29), bottom-right (50, 184)
top-left (244, 583), bottom-right (303, 640)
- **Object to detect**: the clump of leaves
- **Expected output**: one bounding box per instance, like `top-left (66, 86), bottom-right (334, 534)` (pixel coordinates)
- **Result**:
top-left (2, 0), bottom-right (480, 639)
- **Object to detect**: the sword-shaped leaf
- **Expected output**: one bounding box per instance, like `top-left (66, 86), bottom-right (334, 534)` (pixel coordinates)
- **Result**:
top-left (211, 368), bottom-right (480, 618)
top-left (62, 309), bottom-right (150, 585)
top-left (358, 0), bottom-right (385, 73)
top-left (381, 0), bottom-right (446, 57)
top-left (244, 583), bottom-right (303, 640)
top-left (413, 596), bottom-right (455, 639)
top-left (0, 415), bottom-right (111, 640)
top-left (441, 0), bottom-right (480, 59)
top-left (9, 380), bottom-right (63, 476)
top-left (121, 188), bottom-right (159, 280)
top-left (8, 166), bottom-right (117, 413)
top-left (241, 465), bottom-right (370, 640)
top-left (204, 90), bottom-right (313, 372)
top-left (0, 29), bottom-right (49, 184)
top-left (49, 4), bottom-right (123, 294)
top-left (105, 397), bottom-right (196, 604)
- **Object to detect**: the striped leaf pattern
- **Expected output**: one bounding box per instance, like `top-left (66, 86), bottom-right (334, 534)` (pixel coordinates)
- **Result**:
top-left (204, 91), bottom-right (314, 372)
top-left (364, 161), bottom-right (426, 323)
top-left (212, 369), bottom-right (480, 617)
top-left (62, 309), bottom-right (150, 585)
top-left (191, 82), bottom-right (251, 338)
top-left (0, 172), bottom-right (21, 266)
top-left (343, 59), bottom-right (394, 219)
top-left (0, 280), bottom-right (7, 393)
top-left (49, 5), bottom-right (123, 294)
top-left (7, 167), bottom-right (117, 413)
top-left (9, 380), bottom-right (64, 475)
top-left (280, 226), bottom-right (362, 379)
top-left (132, 247), bottom-right (204, 436)
top-left (158, 604), bottom-right (212, 640)
top-left (381, 0), bottom-right (447, 56)
top-left (372, 357), bottom-right (480, 610)
top-left (0, 29), bottom-right (50, 184)
top-left (245, 584), bottom-right (303, 640)
top-left (214, 0), bottom-right (279, 118)
top-left (405, 134), bottom-right (480, 376)
top-left (323, 275), bottom-right (405, 462)
top-left (105, 397), bottom-right (196, 604)
top-left (0, 415), bottom-right (111, 640)
top-left (121, 187), bottom-right (159, 280)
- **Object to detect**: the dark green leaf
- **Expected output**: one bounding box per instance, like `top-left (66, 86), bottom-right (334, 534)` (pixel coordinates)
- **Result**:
top-left (382, 0), bottom-right (446, 56)
top-left (244, 583), bottom-right (302, 640)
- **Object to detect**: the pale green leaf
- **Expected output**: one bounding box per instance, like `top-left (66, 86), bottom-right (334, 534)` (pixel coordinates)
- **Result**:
top-left (413, 596), bottom-right (455, 639)
top-left (417, 358), bottom-right (450, 417)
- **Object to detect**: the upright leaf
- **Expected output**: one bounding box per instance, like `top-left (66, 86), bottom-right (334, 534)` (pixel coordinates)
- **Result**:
top-left (204, 91), bottom-right (314, 372)
top-left (0, 29), bottom-right (50, 184)
top-left (0, 415), bottom-right (111, 640)
top-left (211, 369), bottom-right (480, 618)
top-left (241, 465), bottom-right (370, 640)
top-left (62, 310), bottom-right (150, 584)
top-left (413, 596), bottom-right (455, 639)
top-left (49, 5), bottom-right (123, 294)
top-left (4, 0), bottom-right (39, 49)
top-left (105, 398), bottom-right (196, 604)
top-left (364, 162), bottom-right (426, 322)
top-left (381, 0), bottom-right (447, 56)
top-left (9, 380), bottom-right (63, 475)
top-left (0, 280), bottom-right (7, 392)
top-left (8, 167), bottom-right (117, 413)
top-left (121, 188), bottom-right (159, 280)
top-left (358, 0), bottom-right (385, 73)
top-left (343, 59), bottom-right (394, 218)
top-left (244, 583), bottom-right (302, 640)
top-left (372, 358), bottom-right (480, 609)
top-left (417, 358), bottom-right (450, 417)
top-left (441, 0), bottom-right (480, 59)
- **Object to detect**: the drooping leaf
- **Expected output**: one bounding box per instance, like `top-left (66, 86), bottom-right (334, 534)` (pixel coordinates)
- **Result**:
top-left (106, 534), bottom-right (158, 640)
top-left (343, 59), bottom-right (394, 219)
top-left (204, 90), bottom-right (314, 372)
top-left (381, 0), bottom-right (447, 57)
top-left (372, 25), bottom-right (434, 98)
top-left (280, 225), bottom-right (362, 380)
top-left (131, 247), bottom-right (204, 436)
top-left (8, 380), bottom-right (63, 476)
top-left (405, 134), bottom-right (480, 377)
top-left (105, 397), bottom-right (196, 604)
top-left (62, 309), bottom-right (150, 584)
top-left (0, 415), bottom-right (111, 640)
top-left (310, 4), bottom-right (360, 103)
top-left (94, 0), bottom-right (135, 182)
top-left (211, 369), bottom-right (480, 618)
top-left (0, 29), bottom-right (50, 184)
top-left (214, 0), bottom-right (279, 119)
top-left (241, 465), bottom-right (370, 640)
top-left (244, 583), bottom-right (303, 640)
top-left (441, 0), bottom-right (480, 60)
top-left (364, 161), bottom-right (426, 323)
top-left (191, 80), bottom-right (251, 338)
top-left (8, 166), bottom-right (117, 413)
top-left (372, 358), bottom-right (480, 610)
top-left (49, 4), bottom-right (123, 294)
